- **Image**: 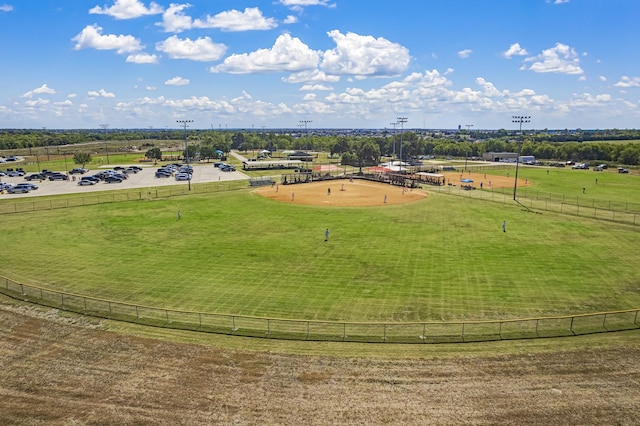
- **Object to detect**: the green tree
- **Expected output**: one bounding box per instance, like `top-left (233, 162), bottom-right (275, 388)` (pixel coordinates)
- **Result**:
top-left (73, 152), bottom-right (92, 167)
top-left (145, 147), bottom-right (162, 161)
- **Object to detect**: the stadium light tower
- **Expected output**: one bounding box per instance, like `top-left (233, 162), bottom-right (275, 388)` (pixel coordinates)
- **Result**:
top-left (100, 124), bottom-right (110, 164)
top-left (465, 124), bottom-right (473, 170)
top-left (512, 115), bottom-right (530, 201)
top-left (389, 122), bottom-right (398, 159)
top-left (397, 117), bottom-right (407, 173)
top-left (299, 120), bottom-right (312, 152)
top-left (177, 119), bottom-right (193, 191)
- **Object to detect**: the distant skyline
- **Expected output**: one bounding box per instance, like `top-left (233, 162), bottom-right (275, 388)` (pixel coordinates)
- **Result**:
top-left (1, 1), bottom-right (639, 130)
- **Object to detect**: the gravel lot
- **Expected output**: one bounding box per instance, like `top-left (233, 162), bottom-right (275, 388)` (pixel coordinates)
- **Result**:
top-left (0, 163), bottom-right (249, 199)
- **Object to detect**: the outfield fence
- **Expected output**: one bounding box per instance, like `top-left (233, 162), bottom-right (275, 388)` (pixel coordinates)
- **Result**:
top-left (2, 276), bottom-right (638, 344)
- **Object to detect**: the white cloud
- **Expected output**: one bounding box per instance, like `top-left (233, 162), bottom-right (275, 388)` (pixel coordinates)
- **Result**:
top-left (72, 24), bottom-right (142, 54)
top-left (165, 76), bottom-right (190, 86)
top-left (87, 89), bottom-right (116, 98)
top-left (320, 31), bottom-right (410, 77)
top-left (300, 84), bottom-right (333, 91)
top-left (194, 7), bottom-right (277, 32)
top-left (126, 52), bottom-right (159, 63)
top-left (503, 43), bottom-right (528, 58)
top-left (279, 0), bottom-right (333, 7)
top-left (284, 15), bottom-right (298, 24)
top-left (458, 49), bottom-right (472, 59)
top-left (157, 3), bottom-right (193, 33)
top-left (283, 69), bottom-right (340, 84)
top-left (614, 76), bottom-right (640, 88)
top-left (22, 84), bottom-right (56, 98)
top-left (211, 33), bottom-right (320, 74)
top-left (156, 35), bottom-right (227, 62)
top-left (0, 4), bottom-right (13, 12)
top-left (89, 0), bottom-right (163, 19)
top-left (523, 43), bottom-right (584, 75)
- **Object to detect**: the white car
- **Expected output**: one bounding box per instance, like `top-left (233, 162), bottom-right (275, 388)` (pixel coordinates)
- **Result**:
top-left (175, 172), bottom-right (192, 181)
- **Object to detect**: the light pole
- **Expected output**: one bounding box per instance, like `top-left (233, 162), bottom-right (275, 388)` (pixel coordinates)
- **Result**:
top-left (300, 120), bottom-right (312, 172)
top-left (512, 115), bottom-right (530, 201)
top-left (177, 119), bottom-right (193, 191)
top-left (465, 124), bottom-right (473, 170)
top-left (397, 117), bottom-right (407, 173)
top-left (100, 124), bottom-right (110, 165)
top-left (389, 122), bottom-right (398, 161)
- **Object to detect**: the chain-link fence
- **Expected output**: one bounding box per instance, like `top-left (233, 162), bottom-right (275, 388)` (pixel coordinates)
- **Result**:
top-left (2, 276), bottom-right (638, 344)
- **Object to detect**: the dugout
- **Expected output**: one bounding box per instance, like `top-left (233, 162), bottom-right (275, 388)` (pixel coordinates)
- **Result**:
top-left (415, 172), bottom-right (445, 186)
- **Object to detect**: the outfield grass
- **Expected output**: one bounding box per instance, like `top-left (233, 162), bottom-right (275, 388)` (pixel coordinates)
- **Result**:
top-left (2, 181), bottom-right (639, 323)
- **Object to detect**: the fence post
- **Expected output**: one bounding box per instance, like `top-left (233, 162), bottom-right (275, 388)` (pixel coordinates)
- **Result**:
top-left (570, 316), bottom-right (575, 335)
top-left (602, 313), bottom-right (607, 330)
top-left (266, 318), bottom-right (270, 335)
top-left (166, 309), bottom-right (169, 324)
top-left (306, 321), bottom-right (310, 340)
top-left (461, 323), bottom-right (465, 342)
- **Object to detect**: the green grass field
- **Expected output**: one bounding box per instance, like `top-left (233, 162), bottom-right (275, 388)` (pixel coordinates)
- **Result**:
top-left (2, 170), bottom-right (639, 323)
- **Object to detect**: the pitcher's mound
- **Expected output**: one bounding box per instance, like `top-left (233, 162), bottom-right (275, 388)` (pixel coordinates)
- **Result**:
top-left (256, 180), bottom-right (428, 207)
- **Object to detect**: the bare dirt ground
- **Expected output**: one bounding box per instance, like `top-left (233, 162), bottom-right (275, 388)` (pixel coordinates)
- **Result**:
top-left (257, 180), bottom-right (427, 207)
top-left (1, 303), bottom-right (639, 425)
top-left (256, 173), bottom-right (520, 207)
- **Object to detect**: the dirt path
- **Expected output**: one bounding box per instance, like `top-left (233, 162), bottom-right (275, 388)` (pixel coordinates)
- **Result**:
top-left (1, 303), bottom-right (638, 425)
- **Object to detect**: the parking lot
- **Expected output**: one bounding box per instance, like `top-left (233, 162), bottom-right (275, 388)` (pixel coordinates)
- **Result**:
top-left (0, 163), bottom-right (249, 199)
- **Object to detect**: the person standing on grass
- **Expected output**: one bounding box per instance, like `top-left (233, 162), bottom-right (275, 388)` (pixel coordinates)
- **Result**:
top-left (502, 220), bottom-right (506, 233)
top-left (325, 228), bottom-right (329, 242)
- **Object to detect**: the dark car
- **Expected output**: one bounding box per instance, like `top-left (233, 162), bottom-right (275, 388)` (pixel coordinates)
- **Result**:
top-left (104, 175), bottom-right (123, 183)
top-left (69, 167), bottom-right (88, 174)
top-left (125, 166), bottom-right (142, 173)
top-left (81, 175), bottom-right (100, 183)
top-left (25, 173), bottom-right (45, 181)
top-left (155, 169), bottom-right (172, 178)
top-left (48, 173), bottom-right (69, 181)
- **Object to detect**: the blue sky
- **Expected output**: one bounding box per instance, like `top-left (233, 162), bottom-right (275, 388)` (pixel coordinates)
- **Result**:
top-left (1, 0), bottom-right (639, 130)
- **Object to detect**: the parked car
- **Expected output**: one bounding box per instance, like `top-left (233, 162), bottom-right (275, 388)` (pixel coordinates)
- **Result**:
top-left (104, 175), bottom-right (122, 183)
top-left (7, 185), bottom-right (30, 194)
top-left (48, 173), bottom-right (69, 181)
top-left (221, 165), bottom-right (236, 172)
top-left (69, 167), bottom-right (88, 174)
top-left (618, 167), bottom-right (629, 174)
top-left (0, 182), bottom-right (13, 191)
top-left (77, 178), bottom-right (97, 186)
top-left (178, 165), bottom-right (193, 174)
top-left (14, 183), bottom-right (38, 190)
top-left (25, 173), bottom-right (45, 181)
top-left (125, 166), bottom-right (142, 173)
top-left (7, 170), bottom-right (25, 177)
top-left (155, 170), bottom-right (172, 178)
top-left (175, 172), bottom-right (192, 181)
top-left (48, 173), bottom-right (68, 181)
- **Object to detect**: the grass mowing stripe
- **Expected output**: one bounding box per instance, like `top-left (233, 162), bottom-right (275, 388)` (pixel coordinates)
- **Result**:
top-left (2, 187), bottom-right (639, 322)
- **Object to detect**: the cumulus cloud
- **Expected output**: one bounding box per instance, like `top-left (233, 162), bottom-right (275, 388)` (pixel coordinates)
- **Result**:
top-left (523, 42), bottom-right (584, 75)
top-left (157, 3), bottom-right (193, 33)
top-left (300, 84), bottom-right (333, 91)
top-left (87, 89), bottom-right (116, 98)
top-left (614, 76), bottom-right (640, 88)
top-left (503, 43), bottom-right (528, 58)
top-left (126, 52), bottom-right (159, 63)
top-left (279, 0), bottom-right (334, 8)
top-left (283, 69), bottom-right (340, 84)
top-left (156, 35), bottom-right (227, 62)
top-left (194, 7), bottom-right (277, 32)
top-left (458, 49), bottom-right (472, 59)
top-left (72, 24), bottom-right (142, 54)
top-left (22, 84), bottom-right (56, 98)
top-left (211, 33), bottom-right (320, 74)
top-left (165, 76), bottom-right (190, 86)
top-left (89, 0), bottom-right (163, 19)
top-left (320, 30), bottom-right (410, 77)
top-left (284, 15), bottom-right (298, 24)
top-left (0, 4), bottom-right (13, 12)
